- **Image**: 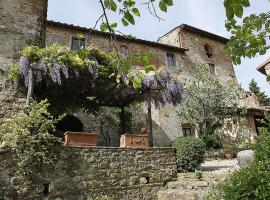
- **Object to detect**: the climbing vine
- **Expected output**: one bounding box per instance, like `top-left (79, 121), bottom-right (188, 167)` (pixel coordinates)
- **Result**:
top-left (9, 44), bottom-right (183, 111)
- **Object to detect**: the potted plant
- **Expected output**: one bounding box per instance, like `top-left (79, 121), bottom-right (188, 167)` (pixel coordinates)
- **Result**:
top-left (64, 131), bottom-right (97, 147)
top-left (120, 128), bottom-right (149, 148)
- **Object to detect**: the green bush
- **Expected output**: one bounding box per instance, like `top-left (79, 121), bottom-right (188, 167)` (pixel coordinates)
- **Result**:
top-left (218, 129), bottom-right (270, 200)
top-left (199, 129), bottom-right (222, 149)
top-left (172, 137), bottom-right (206, 172)
top-left (0, 100), bottom-right (61, 181)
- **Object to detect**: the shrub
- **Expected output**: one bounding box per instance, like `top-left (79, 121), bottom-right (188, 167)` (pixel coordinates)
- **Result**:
top-left (199, 129), bottom-right (222, 149)
top-left (172, 137), bottom-right (206, 172)
top-left (0, 100), bottom-right (61, 181)
top-left (218, 128), bottom-right (270, 200)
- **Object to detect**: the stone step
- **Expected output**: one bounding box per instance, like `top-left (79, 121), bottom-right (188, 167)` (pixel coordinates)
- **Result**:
top-left (177, 172), bottom-right (229, 182)
top-left (167, 180), bottom-right (209, 190)
top-left (157, 189), bottom-right (207, 200)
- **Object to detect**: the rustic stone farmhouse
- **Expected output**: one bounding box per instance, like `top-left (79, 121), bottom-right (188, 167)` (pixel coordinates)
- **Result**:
top-left (0, 0), bottom-right (267, 147)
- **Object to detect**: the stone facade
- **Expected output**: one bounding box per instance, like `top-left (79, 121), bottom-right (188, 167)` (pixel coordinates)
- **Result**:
top-left (0, 146), bottom-right (177, 200)
top-left (0, 0), bottom-right (259, 146)
top-left (0, 0), bottom-right (48, 118)
top-left (158, 25), bottom-right (237, 85)
top-left (45, 21), bottom-right (253, 146)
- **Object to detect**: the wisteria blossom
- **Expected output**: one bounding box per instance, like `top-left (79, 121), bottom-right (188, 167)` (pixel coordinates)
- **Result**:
top-left (16, 45), bottom-right (183, 109)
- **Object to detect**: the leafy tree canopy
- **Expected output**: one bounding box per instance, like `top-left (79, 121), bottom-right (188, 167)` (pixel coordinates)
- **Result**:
top-left (178, 65), bottom-right (246, 131)
top-left (224, 0), bottom-right (270, 64)
top-left (98, 0), bottom-right (174, 32)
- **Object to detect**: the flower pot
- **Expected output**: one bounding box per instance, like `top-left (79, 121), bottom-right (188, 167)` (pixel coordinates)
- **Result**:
top-left (64, 132), bottom-right (97, 147)
top-left (120, 134), bottom-right (149, 148)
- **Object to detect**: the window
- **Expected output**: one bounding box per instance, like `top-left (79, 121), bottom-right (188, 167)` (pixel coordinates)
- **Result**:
top-left (208, 63), bottom-right (216, 75)
top-left (182, 128), bottom-right (192, 137)
top-left (204, 44), bottom-right (213, 58)
top-left (182, 123), bottom-right (194, 137)
top-left (71, 37), bottom-right (86, 50)
top-left (120, 45), bottom-right (129, 57)
top-left (166, 53), bottom-right (176, 66)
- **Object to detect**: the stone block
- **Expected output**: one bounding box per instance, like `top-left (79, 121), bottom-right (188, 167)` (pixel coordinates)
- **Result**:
top-left (237, 150), bottom-right (254, 168)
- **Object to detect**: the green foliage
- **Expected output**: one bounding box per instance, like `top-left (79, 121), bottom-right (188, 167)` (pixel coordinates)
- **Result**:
top-left (249, 79), bottom-right (270, 106)
top-left (218, 128), bottom-right (270, 199)
top-left (199, 129), bottom-right (222, 150)
top-left (101, 0), bottom-right (174, 28)
top-left (8, 63), bottom-right (21, 82)
top-left (224, 0), bottom-right (270, 65)
top-left (195, 170), bottom-right (203, 180)
top-left (178, 65), bottom-right (245, 131)
top-left (0, 100), bottom-right (61, 181)
top-left (172, 137), bottom-right (206, 172)
top-left (12, 45), bottom-right (162, 91)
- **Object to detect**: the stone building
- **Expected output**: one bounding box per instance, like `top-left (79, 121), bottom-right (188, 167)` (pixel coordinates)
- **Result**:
top-left (257, 58), bottom-right (270, 77)
top-left (0, 0), bottom-right (262, 146)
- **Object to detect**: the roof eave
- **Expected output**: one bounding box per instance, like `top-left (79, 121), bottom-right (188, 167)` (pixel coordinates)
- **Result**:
top-left (46, 20), bottom-right (188, 53)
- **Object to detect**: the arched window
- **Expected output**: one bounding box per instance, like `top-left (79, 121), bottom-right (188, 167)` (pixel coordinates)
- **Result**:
top-left (204, 44), bottom-right (213, 58)
top-left (119, 45), bottom-right (129, 57)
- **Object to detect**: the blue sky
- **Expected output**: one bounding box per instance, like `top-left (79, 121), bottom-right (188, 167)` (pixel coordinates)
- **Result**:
top-left (48, 0), bottom-right (270, 95)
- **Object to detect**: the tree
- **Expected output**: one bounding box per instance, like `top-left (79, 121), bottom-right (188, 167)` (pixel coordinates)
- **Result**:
top-left (249, 79), bottom-right (270, 106)
top-left (98, 0), bottom-right (174, 33)
top-left (223, 0), bottom-right (270, 65)
top-left (178, 65), bottom-right (245, 132)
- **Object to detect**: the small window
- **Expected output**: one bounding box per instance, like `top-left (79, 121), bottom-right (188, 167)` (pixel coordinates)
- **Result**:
top-left (71, 37), bottom-right (86, 50)
top-left (204, 44), bottom-right (213, 58)
top-left (119, 45), bottom-right (129, 57)
top-left (166, 53), bottom-right (176, 66)
top-left (182, 128), bottom-right (192, 137)
top-left (208, 63), bottom-right (215, 75)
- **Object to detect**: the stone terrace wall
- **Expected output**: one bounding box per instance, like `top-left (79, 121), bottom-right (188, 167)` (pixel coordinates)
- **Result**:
top-left (0, 147), bottom-right (177, 200)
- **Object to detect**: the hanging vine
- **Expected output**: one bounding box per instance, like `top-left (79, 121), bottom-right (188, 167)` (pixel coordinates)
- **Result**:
top-left (9, 44), bottom-right (183, 111)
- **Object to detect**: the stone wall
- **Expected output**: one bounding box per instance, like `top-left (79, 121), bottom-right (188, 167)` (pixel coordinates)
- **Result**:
top-left (158, 27), bottom-right (237, 85)
top-left (0, 146), bottom-right (177, 200)
top-left (0, 0), bottom-right (48, 118)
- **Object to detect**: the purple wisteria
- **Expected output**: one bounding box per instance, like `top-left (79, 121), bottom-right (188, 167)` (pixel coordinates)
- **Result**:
top-left (118, 69), bottom-right (183, 108)
top-left (18, 55), bottom-right (183, 109)
top-left (18, 56), bottom-right (101, 87)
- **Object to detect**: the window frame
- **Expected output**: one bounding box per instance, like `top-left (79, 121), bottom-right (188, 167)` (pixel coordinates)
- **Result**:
top-left (166, 53), bottom-right (176, 66)
top-left (208, 63), bottom-right (216, 75)
top-left (71, 36), bottom-right (86, 51)
top-left (182, 127), bottom-right (192, 137)
top-left (119, 45), bottom-right (129, 57)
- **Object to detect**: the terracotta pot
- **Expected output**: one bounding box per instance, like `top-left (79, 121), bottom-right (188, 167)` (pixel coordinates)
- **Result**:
top-left (120, 134), bottom-right (149, 148)
top-left (64, 132), bottom-right (97, 147)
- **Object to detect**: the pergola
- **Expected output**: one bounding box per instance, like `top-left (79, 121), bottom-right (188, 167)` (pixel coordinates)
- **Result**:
top-left (12, 45), bottom-right (183, 146)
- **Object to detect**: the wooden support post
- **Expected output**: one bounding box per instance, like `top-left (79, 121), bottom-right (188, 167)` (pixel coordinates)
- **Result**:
top-left (26, 68), bottom-right (34, 105)
top-left (148, 91), bottom-right (153, 147)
